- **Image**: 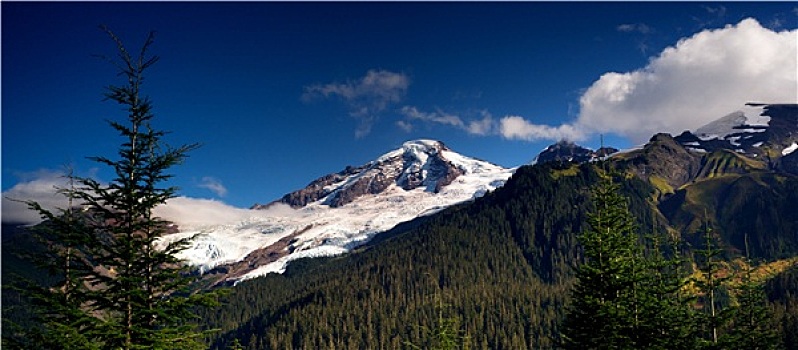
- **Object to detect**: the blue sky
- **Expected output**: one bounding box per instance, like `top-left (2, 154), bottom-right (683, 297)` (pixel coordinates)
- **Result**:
top-left (2, 2), bottom-right (797, 221)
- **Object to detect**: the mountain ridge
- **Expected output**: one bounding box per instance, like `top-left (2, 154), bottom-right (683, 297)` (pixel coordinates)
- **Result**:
top-left (254, 140), bottom-right (483, 209)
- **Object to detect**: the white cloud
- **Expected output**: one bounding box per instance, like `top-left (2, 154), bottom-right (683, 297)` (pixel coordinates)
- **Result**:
top-left (153, 197), bottom-right (296, 230)
top-left (398, 106), bottom-right (584, 142)
top-left (197, 176), bottom-right (227, 197)
top-left (303, 69), bottom-right (410, 138)
top-left (499, 116), bottom-right (585, 142)
top-left (2, 170), bottom-right (71, 224)
top-left (467, 112), bottom-right (495, 136)
top-left (576, 18), bottom-right (798, 143)
top-left (1, 171), bottom-right (296, 233)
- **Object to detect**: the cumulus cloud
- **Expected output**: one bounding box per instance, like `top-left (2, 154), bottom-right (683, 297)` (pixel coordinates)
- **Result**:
top-left (576, 18), bottom-right (798, 143)
top-left (403, 19), bottom-right (796, 146)
top-left (197, 176), bottom-right (227, 197)
top-left (303, 69), bottom-right (410, 138)
top-left (2, 170), bottom-right (70, 224)
top-left (397, 20), bottom-right (796, 145)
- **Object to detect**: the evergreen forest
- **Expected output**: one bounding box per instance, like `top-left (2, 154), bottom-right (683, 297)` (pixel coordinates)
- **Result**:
top-left (197, 162), bottom-right (798, 349)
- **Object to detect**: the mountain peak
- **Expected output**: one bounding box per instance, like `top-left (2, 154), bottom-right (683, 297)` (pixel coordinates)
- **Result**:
top-left (254, 139), bottom-right (507, 209)
top-left (402, 139), bottom-right (445, 149)
top-left (534, 140), bottom-right (618, 165)
top-left (378, 139), bottom-right (446, 163)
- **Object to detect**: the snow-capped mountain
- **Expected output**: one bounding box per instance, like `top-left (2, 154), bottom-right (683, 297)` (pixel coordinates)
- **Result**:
top-left (161, 140), bottom-right (514, 285)
top-left (674, 103), bottom-right (798, 162)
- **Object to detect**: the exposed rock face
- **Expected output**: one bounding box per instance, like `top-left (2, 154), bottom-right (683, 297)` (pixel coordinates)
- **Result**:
top-left (254, 140), bottom-right (470, 209)
top-left (204, 226), bottom-right (312, 286)
top-left (595, 147), bottom-right (620, 158)
top-left (427, 155), bottom-right (464, 193)
top-left (619, 133), bottom-right (703, 190)
top-left (324, 165), bottom-right (394, 207)
top-left (252, 166), bottom-right (366, 209)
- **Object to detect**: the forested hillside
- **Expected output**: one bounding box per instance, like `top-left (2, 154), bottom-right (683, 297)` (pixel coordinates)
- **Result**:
top-left (201, 158), bottom-right (798, 349)
top-left (202, 163), bottom-right (666, 349)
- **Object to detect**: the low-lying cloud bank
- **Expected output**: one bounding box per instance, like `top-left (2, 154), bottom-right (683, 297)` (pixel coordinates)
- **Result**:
top-left (2, 170), bottom-right (69, 225)
top-left (153, 197), bottom-right (296, 230)
top-left (2, 172), bottom-right (294, 228)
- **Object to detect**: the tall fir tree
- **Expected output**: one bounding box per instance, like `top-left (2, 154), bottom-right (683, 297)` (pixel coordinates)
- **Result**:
top-left (561, 171), bottom-right (699, 349)
top-left (4, 27), bottom-right (219, 350)
top-left (561, 174), bottom-right (642, 349)
top-left (693, 216), bottom-right (734, 349)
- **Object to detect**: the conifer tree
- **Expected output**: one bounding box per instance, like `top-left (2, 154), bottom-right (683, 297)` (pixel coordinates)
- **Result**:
top-left (561, 175), bottom-right (642, 349)
top-left (693, 217), bottom-right (734, 349)
top-left (5, 26), bottom-right (219, 350)
top-left (635, 231), bottom-right (699, 350)
top-left (725, 235), bottom-right (781, 350)
top-left (561, 172), bottom-right (700, 349)
top-left (405, 296), bottom-right (470, 350)
top-left (4, 171), bottom-right (104, 349)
